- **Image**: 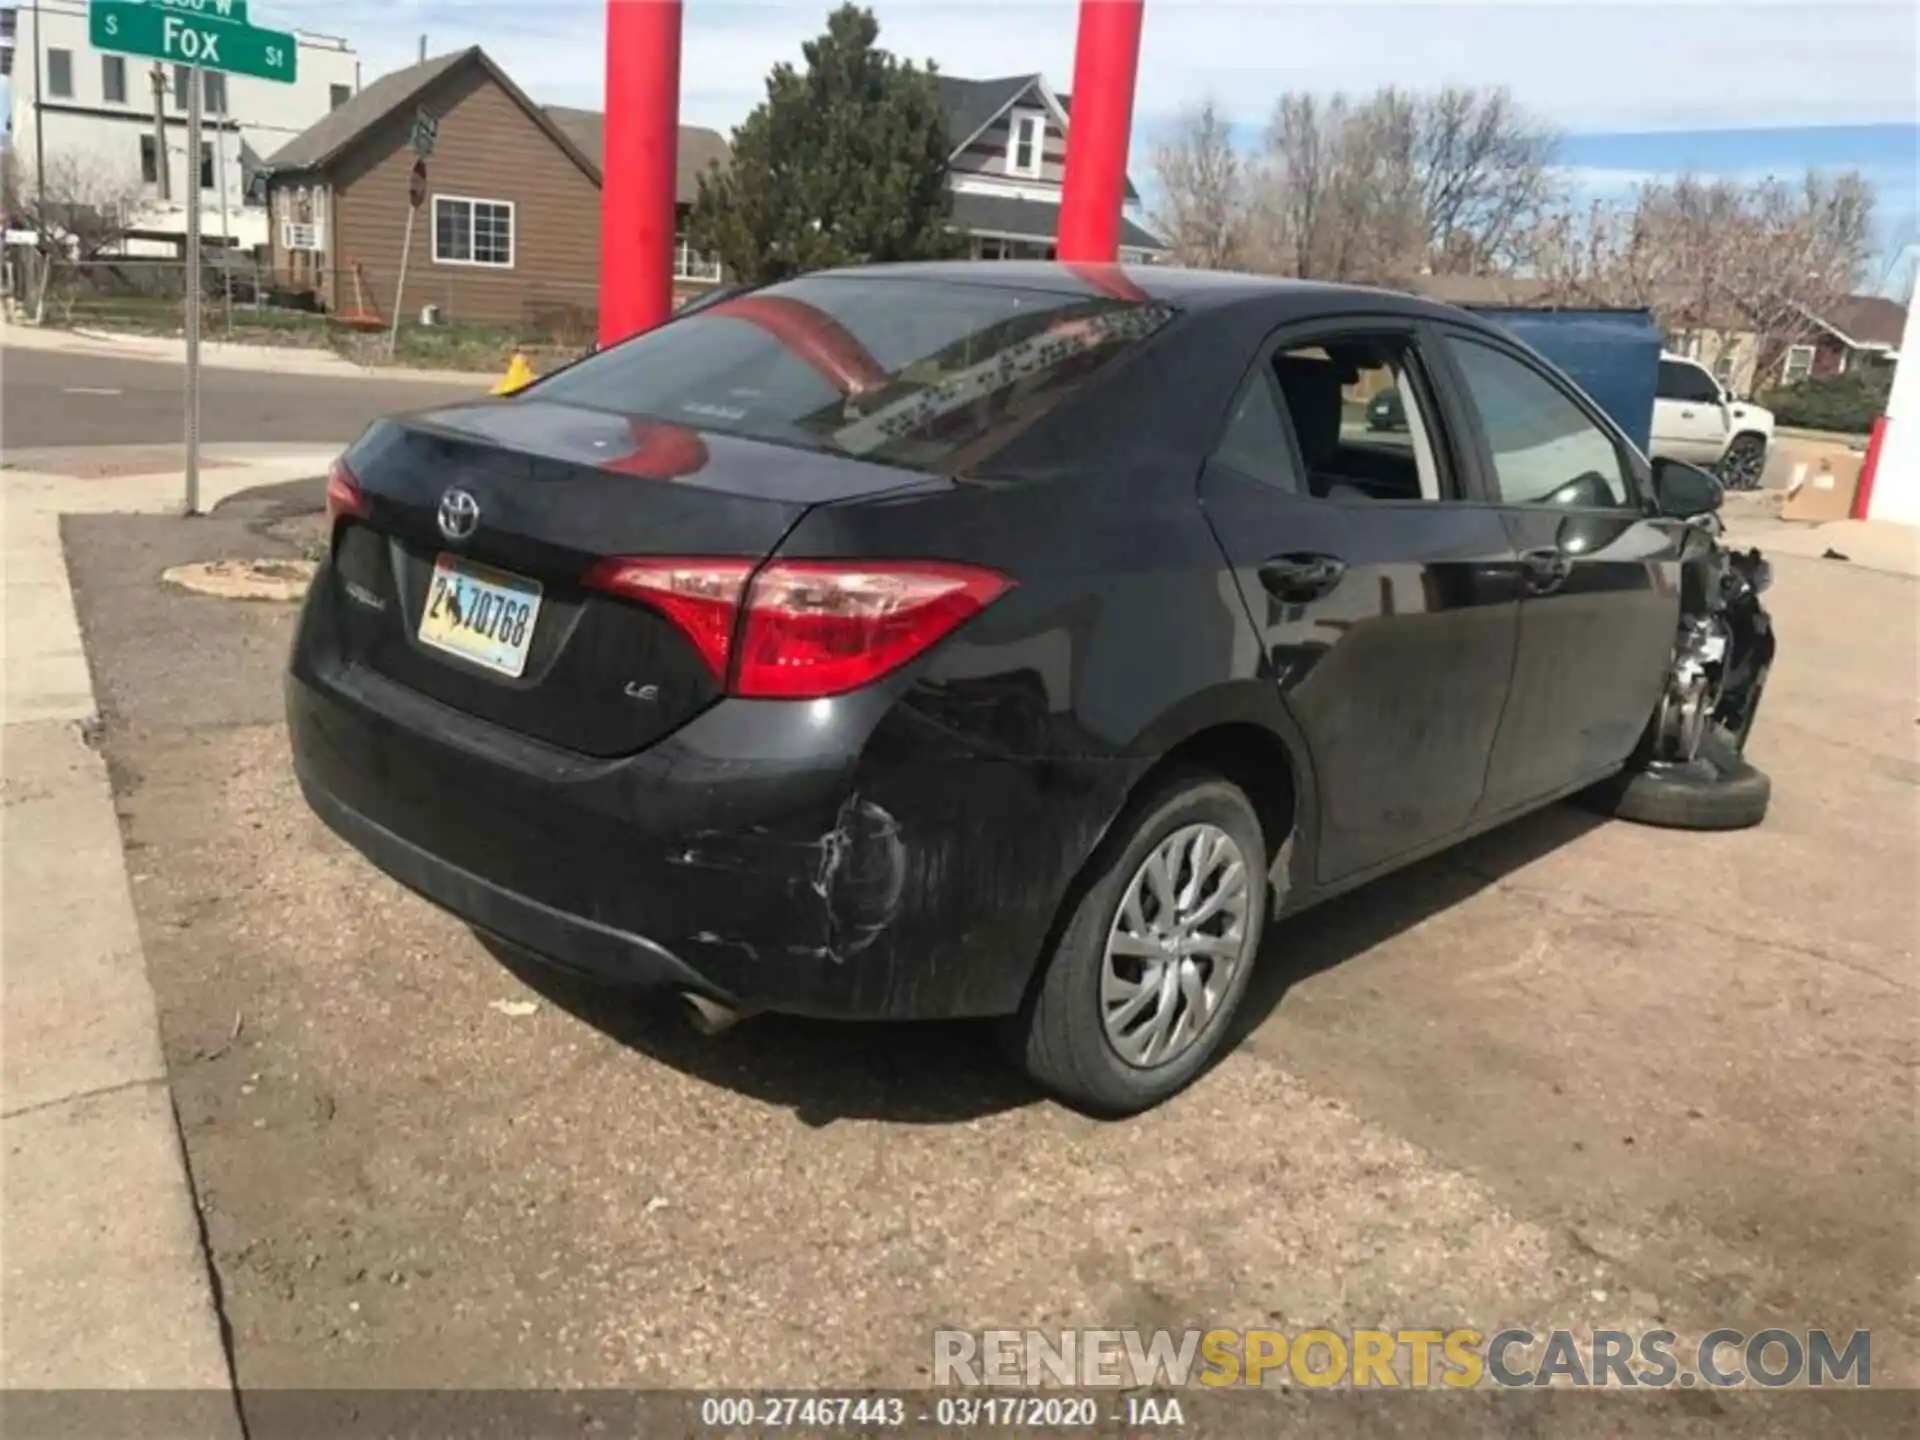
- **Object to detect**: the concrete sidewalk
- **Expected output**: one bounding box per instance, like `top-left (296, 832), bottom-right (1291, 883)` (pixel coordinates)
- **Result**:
top-left (2, 316), bottom-right (495, 386)
top-left (2, 449), bottom-right (327, 1426)
top-left (1722, 514), bottom-right (1920, 578)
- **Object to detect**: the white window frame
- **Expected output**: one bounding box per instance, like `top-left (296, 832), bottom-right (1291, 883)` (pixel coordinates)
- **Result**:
top-left (432, 194), bottom-right (516, 269)
top-left (672, 235), bottom-right (722, 283)
top-left (1782, 343), bottom-right (1815, 384)
top-left (47, 48), bottom-right (73, 98)
top-left (1005, 108), bottom-right (1046, 180)
top-left (102, 55), bottom-right (127, 105)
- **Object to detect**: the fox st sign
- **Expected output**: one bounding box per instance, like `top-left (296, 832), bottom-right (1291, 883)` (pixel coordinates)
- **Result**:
top-left (90, 0), bottom-right (298, 83)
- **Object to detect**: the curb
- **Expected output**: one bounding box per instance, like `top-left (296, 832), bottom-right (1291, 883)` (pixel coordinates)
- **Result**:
top-left (0, 457), bottom-right (302, 1424)
top-left (3, 322), bottom-right (497, 387)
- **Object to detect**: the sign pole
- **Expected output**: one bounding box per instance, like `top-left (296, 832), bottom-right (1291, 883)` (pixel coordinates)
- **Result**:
top-left (184, 64), bottom-right (203, 516)
top-left (389, 206), bottom-right (415, 360)
top-left (390, 154), bottom-right (428, 359)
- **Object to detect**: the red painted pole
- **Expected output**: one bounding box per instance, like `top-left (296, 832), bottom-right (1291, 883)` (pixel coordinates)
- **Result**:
top-left (1056, 0), bottom-right (1145, 264)
top-left (1851, 413), bottom-right (1887, 519)
top-left (599, 0), bottom-right (683, 347)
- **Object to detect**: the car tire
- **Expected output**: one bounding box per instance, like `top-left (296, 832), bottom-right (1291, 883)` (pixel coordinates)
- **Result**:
top-left (1008, 771), bottom-right (1268, 1116)
top-left (1719, 433), bottom-right (1768, 491)
top-left (1584, 729), bottom-right (1770, 830)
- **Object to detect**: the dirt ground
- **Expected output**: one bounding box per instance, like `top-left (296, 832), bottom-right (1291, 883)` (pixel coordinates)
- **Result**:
top-left (61, 492), bottom-right (1916, 1432)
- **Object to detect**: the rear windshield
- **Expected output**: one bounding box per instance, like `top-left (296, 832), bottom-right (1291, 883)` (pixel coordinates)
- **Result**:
top-left (535, 275), bottom-right (1177, 473)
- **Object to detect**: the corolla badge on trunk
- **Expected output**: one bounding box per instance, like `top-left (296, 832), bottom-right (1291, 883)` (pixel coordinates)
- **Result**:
top-left (437, 488), bottom-right (481, 543)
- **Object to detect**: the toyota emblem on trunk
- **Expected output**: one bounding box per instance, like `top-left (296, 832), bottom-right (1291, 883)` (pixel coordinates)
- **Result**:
top-left (437, 488), bottom-right (480, 543)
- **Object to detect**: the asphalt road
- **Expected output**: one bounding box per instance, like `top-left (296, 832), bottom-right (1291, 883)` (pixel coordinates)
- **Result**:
top-left (1, 347), bottom-right (485, 450)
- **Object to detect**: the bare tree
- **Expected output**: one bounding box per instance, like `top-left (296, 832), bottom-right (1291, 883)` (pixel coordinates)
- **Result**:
top-left (15, 151), bottom-right (145, 260)
top-left (1240, 85), bottom-right (1559, 284)
top-left (1408, 86), bottom-right (1558, 273)
top-left (1147, 100), bottom-right (1250, 269)
top-left (1719, 170), bottom-right (1875, 378)
top-left (1532, 169), bottom-right (1876, 385)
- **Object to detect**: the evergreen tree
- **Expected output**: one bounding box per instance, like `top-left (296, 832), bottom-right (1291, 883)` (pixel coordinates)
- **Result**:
top-left (687, 5), bottom-right (963, 283)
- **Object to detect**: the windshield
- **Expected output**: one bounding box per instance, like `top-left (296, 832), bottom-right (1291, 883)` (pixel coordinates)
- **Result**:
top-left (536, 275), bottom-right (1178, 473)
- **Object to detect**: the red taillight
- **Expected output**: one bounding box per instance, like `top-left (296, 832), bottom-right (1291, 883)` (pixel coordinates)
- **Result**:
top-left (733, 561), bottom-right (1011, 698)
top-left (583, 557), bottom-right (1010, 698)
top-left (325, 458), bottom-right (370, 526)
top-left (581, 557), bottom-right (754, 682)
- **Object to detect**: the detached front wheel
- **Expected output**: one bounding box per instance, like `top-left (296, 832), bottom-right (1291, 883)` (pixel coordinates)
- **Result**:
top-left (1585, 728), bottom-right (1770, 830)
top-left (1010, 772), bottom-right (1267, 1116)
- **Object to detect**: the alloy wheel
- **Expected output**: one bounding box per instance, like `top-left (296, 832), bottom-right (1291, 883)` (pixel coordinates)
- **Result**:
top-left (1100, 823), bottom-right (1251, 1068)
top-left (1720, 438), bottom-right (1765, 491)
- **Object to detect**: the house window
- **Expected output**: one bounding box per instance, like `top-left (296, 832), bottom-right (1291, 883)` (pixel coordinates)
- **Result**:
top-left (330, 83), bottom-right (352, 110)
top-left (672, 235), bottom-right (722, 282)
top-left (174, 66), bottom-right (224, 112)
top-left (1782, 344), bottom-right (1816, 384)
top-left (1006, 108), bottom-right (1046, 179)
top-left (199, 142), bottom-right (213, 190)
top-left (47, 48), bottom-right (73, 98)
top-left (433, 195), bottom-right (514, 267)
top-left (140, 135), bottom-right (158, 184)
top-left (103, 55), bottom-right (127, 104)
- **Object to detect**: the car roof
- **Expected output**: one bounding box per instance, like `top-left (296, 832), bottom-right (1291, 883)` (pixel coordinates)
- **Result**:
top-left (807, 260), bottom-right (1489, 326)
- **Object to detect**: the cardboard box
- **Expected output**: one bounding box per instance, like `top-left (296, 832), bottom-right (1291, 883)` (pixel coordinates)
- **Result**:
top-left (1781, 454), bottom-right (1863, 523)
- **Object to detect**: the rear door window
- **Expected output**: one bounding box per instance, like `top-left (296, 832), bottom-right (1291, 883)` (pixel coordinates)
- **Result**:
top-left (1265, 335), bottom-right (1450, 502)
top-left (535, 276), bottom-right (1177, 473)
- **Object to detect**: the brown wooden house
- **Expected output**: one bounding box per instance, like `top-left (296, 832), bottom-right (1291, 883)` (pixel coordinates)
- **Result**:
top-left (263, 47), bottom-right (727, 335)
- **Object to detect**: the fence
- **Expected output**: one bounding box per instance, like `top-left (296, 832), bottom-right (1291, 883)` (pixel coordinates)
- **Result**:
top-left (10, 253), bottom-right (327, 342)
top-left (3, 248), bottom-right (731, 368)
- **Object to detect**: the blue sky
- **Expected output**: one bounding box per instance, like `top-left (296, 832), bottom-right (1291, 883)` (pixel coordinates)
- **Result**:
top-left (14, 1), bottom-right (1918, 284)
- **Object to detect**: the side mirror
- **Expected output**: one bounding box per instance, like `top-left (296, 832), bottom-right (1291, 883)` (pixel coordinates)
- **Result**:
top-left (1651, 457), bottom-right (1724, 519)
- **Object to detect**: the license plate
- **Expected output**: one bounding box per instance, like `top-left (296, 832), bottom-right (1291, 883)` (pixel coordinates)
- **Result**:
top-left (418, 555), bottom-right (543, 678)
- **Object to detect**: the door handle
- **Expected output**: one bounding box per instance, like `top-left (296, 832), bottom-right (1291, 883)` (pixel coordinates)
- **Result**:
top-left (1259, 553), bottom-right (1347, 602)
top-left (1519, 547), bottom-right (1573, 593)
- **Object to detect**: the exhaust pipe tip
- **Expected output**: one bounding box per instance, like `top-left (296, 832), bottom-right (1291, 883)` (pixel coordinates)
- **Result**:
top-left (680, 991), bottom-right (743, 1036)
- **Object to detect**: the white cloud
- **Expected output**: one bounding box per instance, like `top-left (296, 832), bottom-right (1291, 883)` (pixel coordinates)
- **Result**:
top-left (256, 0), bottom-right (1919, 135)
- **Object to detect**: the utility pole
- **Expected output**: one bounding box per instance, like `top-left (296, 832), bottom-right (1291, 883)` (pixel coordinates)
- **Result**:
top-left (150, 64), bottom-right (171, 202)
top-left (215, 119), bottom-right (232, 334)
top-left (31, 0), bottom-right (46, 221)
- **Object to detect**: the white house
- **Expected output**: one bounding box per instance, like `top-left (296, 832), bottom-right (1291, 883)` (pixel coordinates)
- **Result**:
top-left (4, 0), bottom-right (360, 254)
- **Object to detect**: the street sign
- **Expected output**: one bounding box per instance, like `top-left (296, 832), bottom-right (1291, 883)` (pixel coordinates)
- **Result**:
top-left (91, 0), bottom-right (299, 513)
top-left (410, 108), bottom-right (438, 158)
top-left (89, 0), bottom-right (298, 84)
top-left (408, 158), bottom-right (427, 209)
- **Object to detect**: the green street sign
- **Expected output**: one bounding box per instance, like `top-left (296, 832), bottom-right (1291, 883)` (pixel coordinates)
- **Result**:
top-left (89, 0), bottom-right (298, 84)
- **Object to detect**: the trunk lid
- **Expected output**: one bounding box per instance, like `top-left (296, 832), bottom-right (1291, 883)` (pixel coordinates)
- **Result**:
top-left (327, 401), bottom-right (934, 757)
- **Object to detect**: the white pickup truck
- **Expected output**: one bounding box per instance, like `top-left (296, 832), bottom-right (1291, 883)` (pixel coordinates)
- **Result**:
top-left (1651, 353), bottom-right (1775, 490)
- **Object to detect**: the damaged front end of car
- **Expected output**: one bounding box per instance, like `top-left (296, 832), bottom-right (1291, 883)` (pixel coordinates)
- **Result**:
top-left (1658, 521), bottom-right (1775, 767)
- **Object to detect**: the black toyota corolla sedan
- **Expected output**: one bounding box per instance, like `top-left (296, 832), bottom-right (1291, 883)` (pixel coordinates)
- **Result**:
top-left (288, 262), bottom-right (1774, 1114)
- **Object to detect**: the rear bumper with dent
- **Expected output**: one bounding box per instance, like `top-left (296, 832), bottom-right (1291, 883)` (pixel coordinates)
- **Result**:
top-left (286, 565), bottom-right (1135, 1020)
